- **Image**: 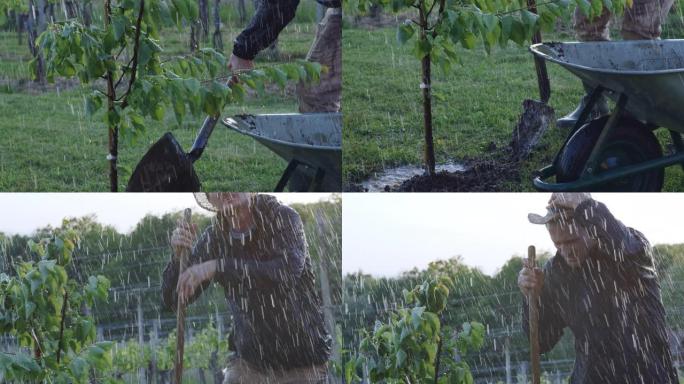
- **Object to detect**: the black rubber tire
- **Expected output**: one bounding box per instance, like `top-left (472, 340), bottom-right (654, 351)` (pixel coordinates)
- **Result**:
top-left (555, 116), bottom-right (664, 192)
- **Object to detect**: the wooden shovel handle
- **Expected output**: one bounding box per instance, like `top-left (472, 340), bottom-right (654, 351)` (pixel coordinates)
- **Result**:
top-left (174, 208), bottom-right (192, 384)
top-left (527, 0), bottom-right (551, 103)
top-left (528, 245), bottom-right (541, 384)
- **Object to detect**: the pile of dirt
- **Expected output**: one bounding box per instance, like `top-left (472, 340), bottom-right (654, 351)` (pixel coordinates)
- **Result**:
top-left (393, 150), bottom-right (522, 192)
top-left (344, 99), bottom-right (554, 192)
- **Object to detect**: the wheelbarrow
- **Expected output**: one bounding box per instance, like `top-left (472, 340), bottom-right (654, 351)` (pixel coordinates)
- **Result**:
top-left (126, 112), bottom-right (341, 192)
top-left (222, 113), bottom-right (342, 192)
top-left (529, 39), bottom-right (684, 191)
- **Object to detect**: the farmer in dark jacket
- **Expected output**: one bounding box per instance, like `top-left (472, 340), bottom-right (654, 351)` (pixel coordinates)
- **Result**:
top-left (519, 193), bottom-right (679, 384)
top-left (228, 0), bottom-right (342, 112)
top-left (162, 193), bottom-right (331, 383)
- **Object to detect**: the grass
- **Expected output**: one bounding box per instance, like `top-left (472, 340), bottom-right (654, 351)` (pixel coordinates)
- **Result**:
top-left (0, 2), bottom-right (320, 191)
top-left (342, 12), bottom-right (684, 191)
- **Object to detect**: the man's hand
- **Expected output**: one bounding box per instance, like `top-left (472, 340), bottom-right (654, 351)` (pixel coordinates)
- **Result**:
top-left (228, 54), bottom-right (254, 77)
top-left (177, 260), bottom-right (218, 305)
top-left (518, 259), bottom-right (545, 296)
top-left (548, 193), bottom-right (592, 212)
top-left (170, 219), bottom-right (197, 260)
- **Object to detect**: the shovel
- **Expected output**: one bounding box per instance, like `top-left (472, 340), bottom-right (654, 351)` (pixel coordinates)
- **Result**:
top-left (527, 245), bottom-right (541, 384)
top-left (126, 115), bottom-right (220, 192)
top-left (510, 0), bottom-right (554, 161)
top-left (174, 208), bottom-right (193, 384)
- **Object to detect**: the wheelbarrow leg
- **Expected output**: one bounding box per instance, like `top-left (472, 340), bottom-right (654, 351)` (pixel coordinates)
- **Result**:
top-left (275, 159), bottom-right (301, 192)
top-left (570, 85), bottom-right (606, 134)
top-left (551, 86), bottom-right (605, 167)
top-left (308, 168), bottom-right (326, 192)
top-left (580, 93), bottom-right (628, 178)
top-left (670, 130), bottom-right (684, 172)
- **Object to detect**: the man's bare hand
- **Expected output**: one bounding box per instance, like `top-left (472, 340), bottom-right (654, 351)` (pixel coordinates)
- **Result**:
top-left (548, 193), bottom-right (592, 212)
top-left (170, 219), bottom-right (197, 260)
top-left (177, 260), bottom-right (218, 306)
top-left (518, 259), bottom-right (545, 296)
top-left (228, 54), bottom-right (254, 80)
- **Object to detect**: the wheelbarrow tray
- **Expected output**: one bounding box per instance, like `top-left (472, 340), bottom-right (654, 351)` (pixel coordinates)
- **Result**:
top-left (222, 113), bottom-right (342, 191)
top-left (530, 40), bottom-right (684, 133)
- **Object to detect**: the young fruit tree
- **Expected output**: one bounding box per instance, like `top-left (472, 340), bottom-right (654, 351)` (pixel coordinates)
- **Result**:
top-left (31, 0), bottom-right (321, 191)
top-left (0, 227), bottom-right (113, 382)
top-left (355, 277), bottom-right (486, 383)
top-left (347, 0), bottom-right (631, 176)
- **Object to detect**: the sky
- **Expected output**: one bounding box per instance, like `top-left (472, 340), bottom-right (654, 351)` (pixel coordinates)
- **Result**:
top-left (342, 193), bottom-right (684, 277)
top-left (0, 193), bottom-right (333, 235)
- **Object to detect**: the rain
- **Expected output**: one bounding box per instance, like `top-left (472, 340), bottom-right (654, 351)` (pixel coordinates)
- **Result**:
top-left (340, 193), bottom-right (684, 383)
top-left (0, 193), bottom-right (342, 383)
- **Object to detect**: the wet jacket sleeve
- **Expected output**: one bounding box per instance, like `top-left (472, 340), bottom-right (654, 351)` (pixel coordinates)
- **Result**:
top-left (217, 205), bottom-right (306, 283)
top-left (522, 260), bottom-right (566, 354)
top-left (161, 228), bottom-right (217, 312)
top-left (574, 199), bottom-right (655, 281)
top-left (232, 0), bottom-right (300, 60)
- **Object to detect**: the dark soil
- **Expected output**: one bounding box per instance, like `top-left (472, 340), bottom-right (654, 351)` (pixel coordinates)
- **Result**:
top-left (344, 99), bottom-right (554, 192)
top-left (393, 146), bottom-right (523, 192)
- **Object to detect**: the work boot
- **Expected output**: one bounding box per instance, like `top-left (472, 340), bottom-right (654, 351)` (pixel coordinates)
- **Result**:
top-left (556, 83), bottom-right (610, 129)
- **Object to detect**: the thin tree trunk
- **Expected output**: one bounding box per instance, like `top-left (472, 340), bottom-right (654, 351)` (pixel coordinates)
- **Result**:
top-left (27, 0), bottom-right (46, 84)
top-left (212, 0), bottom-right (223, 50)
top-left (190, 21), bottom-right (199, 52)
top-left (104, 0), bottom-right (119, 192)
top-left (199, 0), bottom-right (209, 41)
top-left (237, 0), bottom-right (246, 24)
top-left (419, 4), bottom-right (435, 176)
top-left (82, 1), bottom-right (93, 26)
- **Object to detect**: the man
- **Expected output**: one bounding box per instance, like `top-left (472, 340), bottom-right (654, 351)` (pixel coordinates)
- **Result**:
top-left (162, 193), bottom-right (331, 383)
top-left (557, 0), bottom-right (674, 128)
top-left (228, 0), bottom-right (342, 113)
top-left (519, 193), bottom-right (679, 383)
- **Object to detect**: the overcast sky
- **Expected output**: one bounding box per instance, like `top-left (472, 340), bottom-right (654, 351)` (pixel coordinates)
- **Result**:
top-left (0, 193), bottom-right (333, 235)
top-left (343, 193), bottom-right (684, 277)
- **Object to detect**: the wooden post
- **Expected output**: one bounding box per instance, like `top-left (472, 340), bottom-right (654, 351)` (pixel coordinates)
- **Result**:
top-left (137, 294), bottom-right (146, 383)
top-left (174, 209), bottom-right (193, 384)
top-left (505, 335), bottom-right (511, 384)
top-left (528, 245), bottom-right (541, 384)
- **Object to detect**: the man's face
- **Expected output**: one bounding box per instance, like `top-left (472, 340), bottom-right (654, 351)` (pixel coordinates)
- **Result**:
top-left (206, 193), bottom-right (251, 212)
top-left (546, 220), bottom-right (595, 268)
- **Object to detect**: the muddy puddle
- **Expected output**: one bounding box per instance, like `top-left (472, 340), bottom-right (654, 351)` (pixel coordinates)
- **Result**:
top-left (361, 162), bottom-right (466, 192)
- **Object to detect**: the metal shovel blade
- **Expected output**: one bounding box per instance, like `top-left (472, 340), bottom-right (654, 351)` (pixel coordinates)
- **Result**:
top-left (126, 132), bottom-right (201, 192)
top-left (511, 99), bottom-right (555, 161)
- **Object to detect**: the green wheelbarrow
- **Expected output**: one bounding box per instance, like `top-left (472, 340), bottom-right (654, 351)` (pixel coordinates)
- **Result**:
top-left (529, 39), bottom-right (684, 191)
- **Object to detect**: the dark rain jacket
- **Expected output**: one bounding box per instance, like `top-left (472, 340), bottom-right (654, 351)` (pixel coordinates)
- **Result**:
top-left (232, 0), bottom-right (342, 60)
top-left (523, 199), bottom-right (679, 384)
top-left (162, 195), bottom-right (331, 371)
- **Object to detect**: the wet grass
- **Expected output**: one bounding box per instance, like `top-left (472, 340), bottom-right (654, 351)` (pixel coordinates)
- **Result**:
top-left (0, 6), bottom-right (318, 191)
top-left (342, 13), bottom-right (684, 191)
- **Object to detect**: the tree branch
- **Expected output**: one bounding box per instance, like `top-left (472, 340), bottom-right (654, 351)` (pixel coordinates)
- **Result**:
top-left (120, 0), bottom-right (145, 110)
top-left (56, 290), bottom-right (69, 363)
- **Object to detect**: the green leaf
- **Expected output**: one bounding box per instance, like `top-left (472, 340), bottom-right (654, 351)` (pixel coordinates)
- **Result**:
top-left (184, 78), bottom-right (201, 95)
top-left (413, 38), bottom-right (432, 59)
top-left (85, 95), bottom-right (103, 116)
top-left (397, 23), bottom-right (415, 44)
top-left (112, 14), bottom-right (129, 41)
top-left (395, 349), bottom-right (407, 368)
top-left (152, 104), bottom-right (165, 121)
top-left (509, 18), bottom-right (526, 45)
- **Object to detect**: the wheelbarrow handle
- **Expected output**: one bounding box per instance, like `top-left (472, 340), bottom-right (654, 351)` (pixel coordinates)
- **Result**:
top-left (188, 115), bottom-right (220, 162)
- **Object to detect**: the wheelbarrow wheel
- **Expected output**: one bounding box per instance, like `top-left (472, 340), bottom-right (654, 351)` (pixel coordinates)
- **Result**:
top-left (555, 116), bottom-right (664, 192)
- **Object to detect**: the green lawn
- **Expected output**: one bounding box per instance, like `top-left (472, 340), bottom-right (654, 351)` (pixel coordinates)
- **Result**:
top-left (0, 7), bottom-right (319, 191)
top-left (342, 13), bottom-right (684, 191)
